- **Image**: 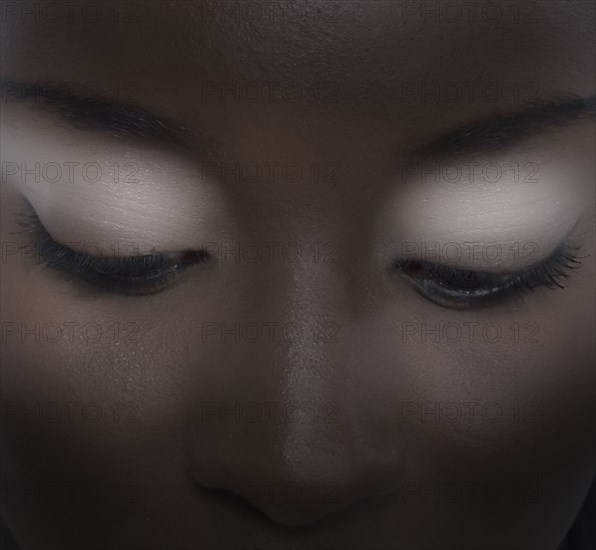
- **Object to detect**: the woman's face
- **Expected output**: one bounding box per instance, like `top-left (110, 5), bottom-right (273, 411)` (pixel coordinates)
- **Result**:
top-left (1, 1), bottom-right (595, 549)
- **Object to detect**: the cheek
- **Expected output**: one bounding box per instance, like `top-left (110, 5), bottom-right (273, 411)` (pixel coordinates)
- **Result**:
top-left (369, 213), bottom-right (596, 521)
top-left (383, 287), bottom-right (595, 548)
top-left (397, 321), bottom-right (595, 470)
top-left (0, 209), bottom-right (182, 461)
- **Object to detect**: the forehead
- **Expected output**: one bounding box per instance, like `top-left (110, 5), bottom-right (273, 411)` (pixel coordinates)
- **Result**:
top-left (1, 0), bottom-right (594, 158)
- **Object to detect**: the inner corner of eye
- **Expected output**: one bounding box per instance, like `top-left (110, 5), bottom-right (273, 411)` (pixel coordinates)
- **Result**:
top-left (180, 248), bottom-right (211, 263)
top-left (399, 259), bottom-right (424, 272)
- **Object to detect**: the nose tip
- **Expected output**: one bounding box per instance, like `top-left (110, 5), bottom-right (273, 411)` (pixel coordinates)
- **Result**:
top-left (199, 471), bottom-right (397, 527)
top-left (190, 434), bottom-right (405, 527)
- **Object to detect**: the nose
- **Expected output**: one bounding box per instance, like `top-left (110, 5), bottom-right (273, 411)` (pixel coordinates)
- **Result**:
top-left (188, 400), bottom-right (406, 526)
top-left (185, 261), bottom-right (406, 526)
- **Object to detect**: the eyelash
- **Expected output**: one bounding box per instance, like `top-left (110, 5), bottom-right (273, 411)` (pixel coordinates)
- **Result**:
top-left (14, 203), bottom-right (585, 306)
top-left (394, 243), bottom-right (584, 310)
top-left (15, 205), bottom-right (210, 296)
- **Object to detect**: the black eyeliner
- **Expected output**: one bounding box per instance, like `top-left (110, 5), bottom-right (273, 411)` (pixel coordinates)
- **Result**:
top-left (14, 199), bottom-right (210, 296)
top-left (395, 241), bottom-right (585, 310)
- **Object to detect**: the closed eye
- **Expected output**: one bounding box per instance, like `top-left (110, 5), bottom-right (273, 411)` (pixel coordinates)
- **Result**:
top-left (394, 243), bottom-right (584, 310)
top-left (15, 201), bottom-right (210, 296)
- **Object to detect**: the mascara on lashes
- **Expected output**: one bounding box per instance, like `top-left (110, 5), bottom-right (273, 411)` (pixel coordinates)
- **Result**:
top-left (395, 243), bottom-right (583, 309)
top-left (14, 200), bottom-right (584, 304)
top-left (16, 201), bottom-right (210, 295)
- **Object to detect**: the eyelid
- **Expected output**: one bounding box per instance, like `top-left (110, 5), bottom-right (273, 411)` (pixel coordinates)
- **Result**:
top-left (394, 239), bottom-right (584, 310)
top-left (15, 200), bottom-right (210, 296)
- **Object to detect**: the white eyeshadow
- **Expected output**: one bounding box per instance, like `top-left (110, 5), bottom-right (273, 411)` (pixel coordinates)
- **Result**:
top-left (1, 103), bottom-right (232, 255)
top-left (377, 125), bottom-right (594, 271)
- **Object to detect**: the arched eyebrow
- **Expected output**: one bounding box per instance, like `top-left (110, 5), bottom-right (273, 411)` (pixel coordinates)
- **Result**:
top-left (413, 94), bottom-right (596, 158)
top-left (3, 78), bottom-right (594, 159)
top-left (1, 78), bottom-right (217, 154)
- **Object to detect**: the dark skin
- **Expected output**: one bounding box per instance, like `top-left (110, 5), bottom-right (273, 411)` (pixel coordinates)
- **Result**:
top-left (1, 1), bottom-right (595, 549)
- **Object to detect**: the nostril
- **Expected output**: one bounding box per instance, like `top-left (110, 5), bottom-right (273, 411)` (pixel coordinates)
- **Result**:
top-left (196, 478), bottom-right (344, 527)
top-left (193, 464), bottom-right (410, 528)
